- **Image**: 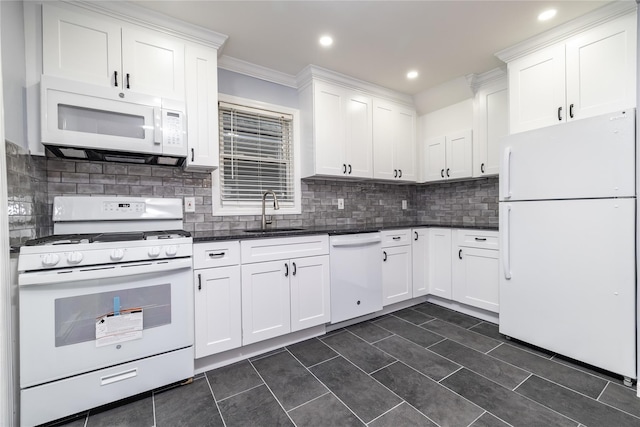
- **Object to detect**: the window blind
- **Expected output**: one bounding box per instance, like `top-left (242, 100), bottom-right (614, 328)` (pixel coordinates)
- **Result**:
top-left (218, 102), bottom-right (295, 207)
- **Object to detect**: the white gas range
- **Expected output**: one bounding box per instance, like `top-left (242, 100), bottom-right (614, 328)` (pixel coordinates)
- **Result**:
top-left (18, 197), bottom-right (194, 427)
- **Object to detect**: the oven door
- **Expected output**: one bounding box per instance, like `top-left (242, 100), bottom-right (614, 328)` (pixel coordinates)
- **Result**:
top-left (19, 258), bottom-right (193, 388)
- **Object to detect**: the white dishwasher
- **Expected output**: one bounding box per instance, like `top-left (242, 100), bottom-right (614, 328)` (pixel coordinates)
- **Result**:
top-left (329, 232), bottom-right (382, 323)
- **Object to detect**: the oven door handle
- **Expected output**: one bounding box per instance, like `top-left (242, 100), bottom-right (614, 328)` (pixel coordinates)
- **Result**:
top-left (19, 258), bottom-right (192, 286)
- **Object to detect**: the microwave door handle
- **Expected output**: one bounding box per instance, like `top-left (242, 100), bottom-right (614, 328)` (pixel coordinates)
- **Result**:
top-left (153, 107), bottom-right (162, 145)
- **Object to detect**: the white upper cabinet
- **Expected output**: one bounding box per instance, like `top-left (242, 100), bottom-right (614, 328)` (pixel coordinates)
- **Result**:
top-left (42, 4), bottom-right (121, 90)
top-left (565, 15), bottom-right (636, 120)
top-left (473, 76), bottom-right (508, 177)
top-left (506, 12), bottom-right (636, 134)
top-left (298, 66), bottom-right (416, 181)
top-left (373, 99), bottom-right (417, 182)
top-left (302, 81), bottom-right (373, 178)
top-left (184, 44), bottom-right (219, 171)
top-left (422, 130), bottom-right (472, 183)
top-left (120, 27), bottom-right (185, 100)
top-left (42, 3), bottom-right (185, 100)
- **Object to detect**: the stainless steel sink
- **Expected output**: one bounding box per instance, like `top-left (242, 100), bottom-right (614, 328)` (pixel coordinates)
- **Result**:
top-left (243, 227), bottom-right (306, 233)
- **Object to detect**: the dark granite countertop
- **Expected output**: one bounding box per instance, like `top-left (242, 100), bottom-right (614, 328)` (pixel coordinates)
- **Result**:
top-left (192, 222), bottom-right (498, 243)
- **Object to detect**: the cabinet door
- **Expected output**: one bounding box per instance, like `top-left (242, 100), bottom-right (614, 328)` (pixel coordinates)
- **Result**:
top-left (314, 82), bottom-right (345, 176)
top-left (345, 93), bottom-right (373, 178)
top-left (42, 4), bottom-right (122, 88)
top-left (241, 261), bottom-right (291, 345)
top-left (290, 255), bottom-right (330, 332)
top-left (121, 27), bottom-right (185, 100)
top-left (372, 100), bottom-right (396, 180)
top-left (422, 136), bottom-right (446, 182)
top-left (395, 106), bottom-right (417, 182)
top-left (411, 229), bottom-right (429, 297)
top-left (508, 44), bottom-right (566, 134)
top-left (184, 44), bottom-right (219, 171)
top-left (452, 247), bottom-right (499, 313)
top-left (565, 14), bottom-right (636, 122)
top-left (382, 245), bottom-right (413, 306)
top-left (473, 81), bottom-right (507, 177)
top-left (445, 130), bottom-right (473, 180)
top-left (428, 229), bottom-right (452, 299)
top-left (194, 266), bottom-right (241, 358)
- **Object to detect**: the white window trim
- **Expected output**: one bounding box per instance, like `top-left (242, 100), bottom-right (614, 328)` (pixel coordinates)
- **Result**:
top-left (212, 94), bottom-right (301, 216)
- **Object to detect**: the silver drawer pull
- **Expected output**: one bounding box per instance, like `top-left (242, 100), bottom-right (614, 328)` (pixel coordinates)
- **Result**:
top-left (208, 252), bottom-right (225, 258)
top-left (101, 368), bottom-right (137, 386)
top-left (474, 238), bottom-right (487, 241)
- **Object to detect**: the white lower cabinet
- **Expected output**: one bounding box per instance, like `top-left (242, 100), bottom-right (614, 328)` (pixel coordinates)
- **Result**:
top-left (241, 260), bottom-right (292, 345)
top-left (428, 228), bottom-right (453, 299)
top-left (381, 230), bottom-right (412, 306)
top-left (411, 229), bottom-right (429, 297)
top-left (452, 247), bottom-right (499, 312)
top-left (290, 255), bottom-right (331, 332)
top-left (452, 229), bottom-right (500, 313)
top-left (193, 241), bottom-right (242, 359)
top-left (423, 228), bottom-right (500, 314)
top-left (240, 236), bottom-right (330, 346)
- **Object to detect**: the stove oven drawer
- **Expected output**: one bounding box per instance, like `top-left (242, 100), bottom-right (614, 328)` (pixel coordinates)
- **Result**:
top-left (21, 346), bottom-right (193, 427)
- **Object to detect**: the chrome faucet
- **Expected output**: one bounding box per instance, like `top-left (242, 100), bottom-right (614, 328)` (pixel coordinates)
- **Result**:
top-left (261, 190), bottom-right (280, 230)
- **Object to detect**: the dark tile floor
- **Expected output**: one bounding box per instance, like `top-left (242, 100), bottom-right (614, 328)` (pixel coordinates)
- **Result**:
top-left (45, 302), bottom-right (640, 427)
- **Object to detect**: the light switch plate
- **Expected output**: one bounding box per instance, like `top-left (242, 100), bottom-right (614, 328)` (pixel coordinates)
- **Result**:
top-left (337, 198), bottom-right (344, 210)
top-left (184, 197), bottom-right (196, 213)
top-left (402, 200), bottom-right (408, 210)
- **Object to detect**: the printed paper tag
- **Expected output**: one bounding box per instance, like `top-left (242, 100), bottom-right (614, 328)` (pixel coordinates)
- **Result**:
top-left (96, 309), bottom-right (143, 347)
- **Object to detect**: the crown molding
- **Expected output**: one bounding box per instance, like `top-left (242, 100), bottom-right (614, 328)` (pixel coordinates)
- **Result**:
top-left (467, 67), bottom-right (507, 93)
top-left (296, 65), bottom-right (414, 106)
top-left (218, 56), bottom-right (298, 88)
top-left (65, 1), bottom-right (228, 50)
top-left (496, 0), bottom-right (636, 63)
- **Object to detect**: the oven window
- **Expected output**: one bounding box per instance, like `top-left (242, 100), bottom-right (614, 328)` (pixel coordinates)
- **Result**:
top-left (54, 284), bottom-right (171, 347)
top-left (58, 104), bottom-right (146, 139)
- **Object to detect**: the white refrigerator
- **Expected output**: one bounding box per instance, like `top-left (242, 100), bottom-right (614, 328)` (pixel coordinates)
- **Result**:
top-left (499, 109), bottom-right (636, 381)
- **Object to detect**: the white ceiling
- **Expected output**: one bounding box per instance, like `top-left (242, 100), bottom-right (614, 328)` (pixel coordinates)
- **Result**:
top-left (133, 0), bottom-right (614, 96)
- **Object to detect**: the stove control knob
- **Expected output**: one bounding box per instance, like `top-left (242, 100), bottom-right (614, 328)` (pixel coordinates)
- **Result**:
top-left (165, 245), bottom-right (178, 257)
top-left (42, 253), bottom-right (60, 267)
top-left (148, 246), bottom-right (161, 258)
top-left (67, 251), bottom-right (83, 265)
top-left (111, 248), bottom-right (125, 261)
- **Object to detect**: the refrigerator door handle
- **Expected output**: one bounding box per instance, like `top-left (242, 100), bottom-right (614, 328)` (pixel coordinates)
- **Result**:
top-left (502, 204), bottom-right (512, 280)
top-left (502, 147), bottom-right (512, 199)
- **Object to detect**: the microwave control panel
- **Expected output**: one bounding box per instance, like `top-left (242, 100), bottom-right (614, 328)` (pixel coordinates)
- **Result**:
top-left (163, 111), bottom-right (184, 147)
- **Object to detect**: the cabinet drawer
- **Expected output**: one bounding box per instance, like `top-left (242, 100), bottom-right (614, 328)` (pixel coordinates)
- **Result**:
top-left (381, 229), bottom-right (411, 247)
top-left (241, 235), bottom-right (329, 264)
top-left (193, 241), bottom-right (240, 269)
top-left (456, 230), bottom-right (499, 250)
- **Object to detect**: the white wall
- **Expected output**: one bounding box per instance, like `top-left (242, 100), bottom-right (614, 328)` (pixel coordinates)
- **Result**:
top-left (413, 76), bottom-right (473, 116)
top-left (218, 68), bottom-right (298, 109)
top-left (418, 98), bottom-right (474, 142)
top-left (1, 0), bottom-right (27, 149)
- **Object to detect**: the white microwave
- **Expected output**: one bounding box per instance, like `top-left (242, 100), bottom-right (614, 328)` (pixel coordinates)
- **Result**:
top-left (41, 75), bottom-right (187, 166)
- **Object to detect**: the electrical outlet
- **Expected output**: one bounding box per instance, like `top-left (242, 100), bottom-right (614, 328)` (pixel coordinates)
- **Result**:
top-left (402, 200), bottom-right (408, 210)
top-left (337, 198), bottom-right (344, 210)
top-left (184, 197), bottom-right (196, 213)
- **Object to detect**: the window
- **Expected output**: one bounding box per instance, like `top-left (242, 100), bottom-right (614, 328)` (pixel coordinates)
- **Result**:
top-left (212, 95), bottom-right (301, 215)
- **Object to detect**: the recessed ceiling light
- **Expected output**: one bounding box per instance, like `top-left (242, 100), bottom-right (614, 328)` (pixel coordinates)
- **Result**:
top-left (407, 70), bottom-right (419, 79)
top-left (538, 9), bottom-right (557, 21)
top-left (319, 35), bottom-right (333, 47)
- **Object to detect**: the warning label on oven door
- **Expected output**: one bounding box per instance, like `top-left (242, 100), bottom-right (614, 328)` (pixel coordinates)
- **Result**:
top-left (96, 310), bottom-right (143, 347)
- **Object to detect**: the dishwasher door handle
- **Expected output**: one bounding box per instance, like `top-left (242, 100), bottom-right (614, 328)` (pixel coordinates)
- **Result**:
top-left (331, 235), bottom-right (382, 247)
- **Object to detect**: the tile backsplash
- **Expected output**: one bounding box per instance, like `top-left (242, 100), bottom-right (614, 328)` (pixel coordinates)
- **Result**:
top-left (6, 143), bottom-right (499, 245)
top-left (6, 141), bottom-right (50, 245)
